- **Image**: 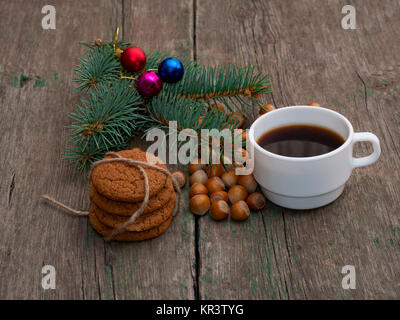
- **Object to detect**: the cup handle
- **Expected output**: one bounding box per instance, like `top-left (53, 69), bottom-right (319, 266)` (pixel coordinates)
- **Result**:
top-left (352, 132), bottom-right (381, 168)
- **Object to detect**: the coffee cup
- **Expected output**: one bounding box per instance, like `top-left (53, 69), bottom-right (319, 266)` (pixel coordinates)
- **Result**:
top-left (248, 106), bottom-right (381, 209)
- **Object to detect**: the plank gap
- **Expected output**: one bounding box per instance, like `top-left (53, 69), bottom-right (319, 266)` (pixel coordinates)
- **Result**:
top-left (192, 0), bottom-right (197, 61)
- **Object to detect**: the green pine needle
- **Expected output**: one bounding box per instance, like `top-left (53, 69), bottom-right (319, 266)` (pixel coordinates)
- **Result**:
top-left (66, 29), bottom-right (272, 174)
top-left (64, 80), bottom-right (146, 172)
top-left (63, 139), bottom-right (127, 175)
top-left (72, 47), bottom-right (121, 91)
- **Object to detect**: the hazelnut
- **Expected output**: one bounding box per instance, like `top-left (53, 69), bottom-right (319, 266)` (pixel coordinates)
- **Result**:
top-left (233, 129), bottom-right (247, 142)
top-left (189, 169), bottom-right (208, 186)
top-left (233, 148), bottom-right (249, 163)
top-left (94, 38), bottom-right (103, 47)
top-left (206, 177), bottom-right (225, 194)
top-left (189, 159), bottom-right (206, 175)
top-left (228, 185), bottom-right (248, 204)
top-left (189, 183), bottom-right (208, 198)
top-left (241, 130), bottom-right (247, 142)
top-left (259, 104), bottom-right (276, 115)
top-left (171, 170), bottom-right (187, 189)
top-left (197, 117), bottom-right (205, 127)
top-left (223, 147), bottom-right (247, 170)
top-left (210, 200), bottom-right (230, 221)
top-left (231, 200), bottom-right (250, 221)
top-left (237, 174), bottom-right (258, 193)
top-left (209, 103), bottom-right (226, 113)
top-left (221, 171), bottom-right (238, 188)
top-left (228, 112), bottom-right (245, 129)
top-left (247, 192), bottom-right (266, 211)
top-left (189, 194), bottom-right (211, 216)
top-left (207, 164), bottom-right (225, 177)
top-left (307, 102), bottom-right (321, 107)
top-left (225, 161), bottom-right (244, 171)
top-left (210, 190), bottom-right (229, 203)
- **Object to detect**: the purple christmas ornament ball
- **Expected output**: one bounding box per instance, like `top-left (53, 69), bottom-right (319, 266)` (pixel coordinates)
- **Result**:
top-left (136, 71), bottom-right (163, 97)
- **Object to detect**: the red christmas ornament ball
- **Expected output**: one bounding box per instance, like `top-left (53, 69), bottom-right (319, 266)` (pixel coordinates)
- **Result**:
top-left (136, 71), bottom-right (163, 97)
top-left (120, 46), bottom-right (146, 73)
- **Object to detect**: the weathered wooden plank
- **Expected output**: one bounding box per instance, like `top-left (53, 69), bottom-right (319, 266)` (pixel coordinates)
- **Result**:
top-left (196, 0), bottom-right (400, 299)
top-left (105, 0), bottom-right (196, 300)
top-left (1, 0), bottom-right (398, 300)
top-left (0, 0), bottom-right (122, 299)
top-left (0, 0), bottom-right (196, 299)
top-left (0, 0), bottom-right (125, 300)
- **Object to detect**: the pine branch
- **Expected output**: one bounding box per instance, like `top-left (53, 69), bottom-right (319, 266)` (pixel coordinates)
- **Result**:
top-left (64, 139), bottom-right (127, 175)
top-left (164, 64), bottom-right (271, 112)
top-left (146, 92), bottom-right (233, 132)
top-left (146, 92), bottom-right (245, 165)
top-left (66, 29), bottom-right (272, 174)
top-left (120, 51), bottom-right (177, 78)
top-left (65, 80), bottom-right (146, 172)
top-left (72, 47), bottom-right (121, 91)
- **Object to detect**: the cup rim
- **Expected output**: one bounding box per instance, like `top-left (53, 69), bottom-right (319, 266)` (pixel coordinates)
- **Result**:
top-left (249, 106), bottom-right (354, 162)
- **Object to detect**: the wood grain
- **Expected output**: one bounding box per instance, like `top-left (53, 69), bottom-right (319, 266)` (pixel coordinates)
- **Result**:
top-left (99, 0), bottom-right (196, 300)
top-left (0, 0), bottom-right (195, 299)
top-left (0, 0), bottom-right (123, 299)
top-left (0, 0), bottom-right (399, 300)
top-left (196, 0), bottom-right (400, 299)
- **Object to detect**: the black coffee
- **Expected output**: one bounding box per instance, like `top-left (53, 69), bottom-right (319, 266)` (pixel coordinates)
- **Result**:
top-left (257, 124), bottom-right (345, 157)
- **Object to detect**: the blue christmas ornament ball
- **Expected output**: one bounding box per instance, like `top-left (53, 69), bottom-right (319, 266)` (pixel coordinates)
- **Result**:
top-left (158, 57), bottom-right (184, 83)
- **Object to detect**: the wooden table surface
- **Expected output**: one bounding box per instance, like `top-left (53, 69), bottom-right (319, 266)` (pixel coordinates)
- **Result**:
top-left (0, 0), bottom-right (399, 300)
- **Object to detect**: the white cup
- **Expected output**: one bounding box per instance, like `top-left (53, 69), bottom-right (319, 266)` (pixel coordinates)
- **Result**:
top-left (248, 106), bottom-right (381, 209)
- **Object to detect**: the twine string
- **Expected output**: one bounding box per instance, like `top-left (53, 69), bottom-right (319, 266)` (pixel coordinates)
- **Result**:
top-left (42, 152), bottom-right (182, 241)
top-left (41, 194), bottom-right (89, 216)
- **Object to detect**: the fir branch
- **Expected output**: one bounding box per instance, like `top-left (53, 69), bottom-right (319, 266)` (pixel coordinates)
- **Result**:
top-left (146, 92), bottom-right (244, 165)
top-left (146, 92), bottom-right (233, 133)
top-left (120, 51), bottom-right (179, 78)
top-left (65, 80), bottom-right (146, 172)
top-left (79, 40), bottom-right (175, 72)
top-left (164, 64), bottom-right (271, 111)
top-left (72, 47), bottom-right (120, 91)
top-left (69, 81), bottom-right (144, 145)
top-left (64, 139), bottom-right (127, 174)
top-left (66, 29), bottom-right (272, 174)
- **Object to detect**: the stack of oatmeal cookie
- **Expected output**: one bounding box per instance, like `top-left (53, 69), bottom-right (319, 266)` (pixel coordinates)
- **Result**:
top-left (88, 148), bottom-right (176, 241)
